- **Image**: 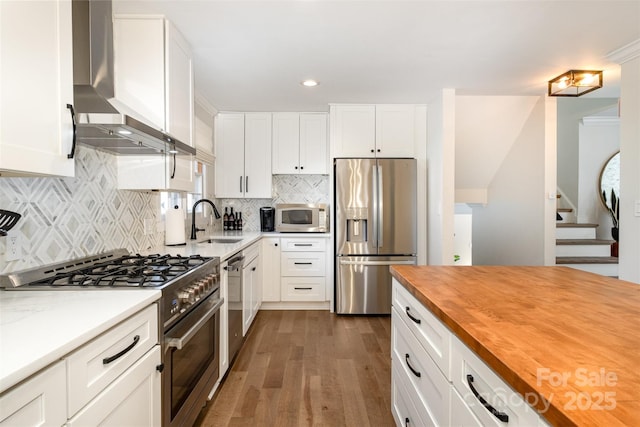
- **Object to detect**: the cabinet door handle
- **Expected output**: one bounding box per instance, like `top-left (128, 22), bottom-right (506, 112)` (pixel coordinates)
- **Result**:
top-left (405, 307), bottom-right (421, 324)
top-left (252, 267), bottom-right (256, 271)
top-left (467, 374), bottom-right (509, 423)
top-left (294, 262), bottom-right (313, 265)
top-left (300, 166), bottom-right (304, 170)
top-left (103, 335), bottom-right (140, 365)
top-left (404, 353), bottom-right (421, 378)
top-left (240, 176), bottom-right (243, 193)
top-left (170, 152), bottom-right (176, 179)
top-left (294, 166), bottom-right (298, 170)
top-left (66, 104), bottom-right (77, 159)
top-left (245, 176), bottom-right (249, 193)
top-left (294, 287), bottom-right (312, 290)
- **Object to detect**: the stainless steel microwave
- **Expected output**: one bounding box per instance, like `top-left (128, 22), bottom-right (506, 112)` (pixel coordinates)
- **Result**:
top-left (275, 203), bottom-right (329, 233)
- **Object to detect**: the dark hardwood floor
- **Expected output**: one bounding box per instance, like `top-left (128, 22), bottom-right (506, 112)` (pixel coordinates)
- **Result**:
top-left (195, 310), bottom-right (394, 427)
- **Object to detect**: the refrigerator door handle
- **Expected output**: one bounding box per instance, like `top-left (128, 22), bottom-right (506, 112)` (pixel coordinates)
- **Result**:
top-left (371, 165), bottom-right (379, 246)
top-left (339, 260), bottom-right (416, 266)
top-left (377, 164), bottom-right (384, 248)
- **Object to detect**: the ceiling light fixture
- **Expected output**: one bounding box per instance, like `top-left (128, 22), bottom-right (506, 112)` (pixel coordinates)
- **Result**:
top-left (301, 80), bottom-right (319, 87)
top-left (548, 70), bottom-right (603, 97)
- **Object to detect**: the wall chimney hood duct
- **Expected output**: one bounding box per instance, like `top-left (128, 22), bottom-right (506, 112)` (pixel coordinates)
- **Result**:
top-left (72, 0), bottom-right (195, 156)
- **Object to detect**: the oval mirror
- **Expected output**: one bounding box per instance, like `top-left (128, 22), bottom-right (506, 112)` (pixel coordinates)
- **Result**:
top-left (599, 151), bottom-right (620, 209)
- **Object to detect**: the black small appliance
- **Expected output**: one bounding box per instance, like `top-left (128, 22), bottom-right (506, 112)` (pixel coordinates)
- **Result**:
top-left (260, 207), bottom-right (275, 232)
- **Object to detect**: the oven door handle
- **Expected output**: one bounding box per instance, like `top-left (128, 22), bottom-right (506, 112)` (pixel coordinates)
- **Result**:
top-left (166, 298), bottom-right (224, 350)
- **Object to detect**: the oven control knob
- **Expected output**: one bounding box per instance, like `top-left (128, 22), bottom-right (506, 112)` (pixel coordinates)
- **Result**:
top-left (188, 287), bottom-right (197, 302)
top-left (178, 291), bottom-right (190, 305)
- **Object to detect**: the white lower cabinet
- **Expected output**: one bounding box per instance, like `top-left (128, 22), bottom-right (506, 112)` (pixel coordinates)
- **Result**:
top-left (281, 277), bottom-right (325, 301)
top-left (242, 242), bottom-right (261, 335)
top-left (391, 279), bottom-right (547, 427)
top-left (279, 237), bottom-right (327, 302)
top-left (451, 335), bottom-right (540, 426)
top-left (0, 361), bottom-right (66, 426)
top-left (66, 346), bottom-right (161, 427)
top-left (261, 237), bottom-right (281, 302)
top-left (0, 303), bottom-right (160, 427)
top-left (392, 307), bottom-right (450, 426)
top-left (66, 304), bottom-right (158, 415)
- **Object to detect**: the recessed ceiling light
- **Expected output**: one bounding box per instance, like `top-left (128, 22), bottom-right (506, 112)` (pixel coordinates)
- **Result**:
top-left (118, 129), bottom-right (132, 135)
top-left (301, 80), bottom-right (319, 87)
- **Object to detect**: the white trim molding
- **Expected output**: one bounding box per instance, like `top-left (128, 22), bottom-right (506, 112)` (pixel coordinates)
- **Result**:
top-left (606, 39), bottom-right (640, 64)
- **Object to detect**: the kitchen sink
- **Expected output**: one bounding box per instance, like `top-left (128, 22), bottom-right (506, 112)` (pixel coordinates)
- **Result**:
top-left (198, 238), bottom-right (243, 244)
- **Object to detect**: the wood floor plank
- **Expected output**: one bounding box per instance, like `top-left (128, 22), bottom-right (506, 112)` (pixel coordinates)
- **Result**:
top-left (195, 310), bottom-right (394, 427)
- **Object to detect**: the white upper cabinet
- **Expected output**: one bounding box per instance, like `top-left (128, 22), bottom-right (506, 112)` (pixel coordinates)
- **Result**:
top-left (113, 15), bottom-right (195, 192)
top-left (330, 105), bottom-right (376, 158)
top-left (0, 0), bottom-right (75, 177)
top-left (272, 113), bottom-right (328, 174)
top-left (375, 104), bottom-right (416, 157)
top-left (215, 113), bottom-right (272, 198)
top-left (113, 15), bottom-right (194, 146)
top-left (117, 154), bottom-right (194, 192)
top-left (330, 104), bottom-right (419, 158)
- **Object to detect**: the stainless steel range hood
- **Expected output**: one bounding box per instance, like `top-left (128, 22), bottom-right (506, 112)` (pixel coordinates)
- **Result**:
top-left (72, 0), bottom-right (195, 156)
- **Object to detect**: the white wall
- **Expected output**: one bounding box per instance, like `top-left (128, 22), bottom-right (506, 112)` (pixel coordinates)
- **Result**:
top-left (471, 97), bottom-right (548, 265)
top-left (426, 89), bottom-right (456, 265)
top-left (557, 98), bottom-right (619, 207)
top-left (618, 55), bottom-right (640, 284)
top-left (577, 119), bottom-right (620, 239)
top-left (455, 96), bottom-right (539, 204)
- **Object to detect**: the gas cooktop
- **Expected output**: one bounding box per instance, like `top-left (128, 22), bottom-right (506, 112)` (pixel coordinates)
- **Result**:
top-left (0, 249), bottom-right (213, 290)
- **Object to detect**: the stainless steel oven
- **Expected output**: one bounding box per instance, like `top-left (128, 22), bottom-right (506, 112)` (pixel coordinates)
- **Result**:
top-left (163, 288), bottom-right (223, 427)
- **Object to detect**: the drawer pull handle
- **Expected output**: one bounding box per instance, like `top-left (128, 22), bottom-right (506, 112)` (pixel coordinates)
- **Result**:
top-left (294, 287), bottom-right (313, 290)
top-left (103, 335), bottom-right (140, 365)
top-left (405, 307), bottom-right (421, 324)
top-left (294, 262), bottom-right (313, 265)
top-left (405, 417), bottom-right (410, 426)
top-left (294, 243), bottom-right (313, 246)
top-left (404, 353), bottom-right (421, 378)
top-left (467, 374), bottom-right (509, 423)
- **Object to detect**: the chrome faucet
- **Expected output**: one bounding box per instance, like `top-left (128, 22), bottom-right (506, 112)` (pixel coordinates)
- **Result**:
top-left (190, 199), bottom-right (221, 240)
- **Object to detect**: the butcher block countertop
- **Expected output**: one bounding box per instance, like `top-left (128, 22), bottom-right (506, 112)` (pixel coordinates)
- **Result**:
top-left (390, 265), bottom-right (640, 427)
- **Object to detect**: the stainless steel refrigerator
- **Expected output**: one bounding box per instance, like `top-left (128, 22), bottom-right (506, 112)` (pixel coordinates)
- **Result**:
top-left (334, 158), bottom-right (417, 314)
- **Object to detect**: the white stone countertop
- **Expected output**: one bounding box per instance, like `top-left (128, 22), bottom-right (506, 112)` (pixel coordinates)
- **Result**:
top-left (0, 289), bottom-right (161, 394)
top-left (145, 231), bottom-right (331, 261)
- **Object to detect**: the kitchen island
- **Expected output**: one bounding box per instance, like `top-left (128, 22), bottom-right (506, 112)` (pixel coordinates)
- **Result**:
top-left (390, 265), bottom-right (640, 427)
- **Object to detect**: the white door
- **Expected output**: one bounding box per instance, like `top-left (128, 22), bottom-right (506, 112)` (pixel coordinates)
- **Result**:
top-left (215, 113), bottom-right (245, 198)
top-left (272, 113), bottom-right (300, 174)
top-left (299, 113), bottom-right (328, 174)
top-left (0, 0), bottom-right (75, 177)
top-left (244, 113), bottom-right (272, 198)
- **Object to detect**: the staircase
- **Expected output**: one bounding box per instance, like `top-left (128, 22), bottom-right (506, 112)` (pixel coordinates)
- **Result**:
top-left (555, 218), bottom-right (618, 277)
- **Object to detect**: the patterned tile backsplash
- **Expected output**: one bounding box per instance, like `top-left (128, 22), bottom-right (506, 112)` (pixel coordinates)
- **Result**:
top-left (0, 146), bottom-right (329, 274)
top-left (220, 174), bottom-right (330, 231)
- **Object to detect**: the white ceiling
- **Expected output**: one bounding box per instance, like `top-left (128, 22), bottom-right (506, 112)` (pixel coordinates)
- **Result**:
top-left (113, 0), bottom-right (640, 112)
